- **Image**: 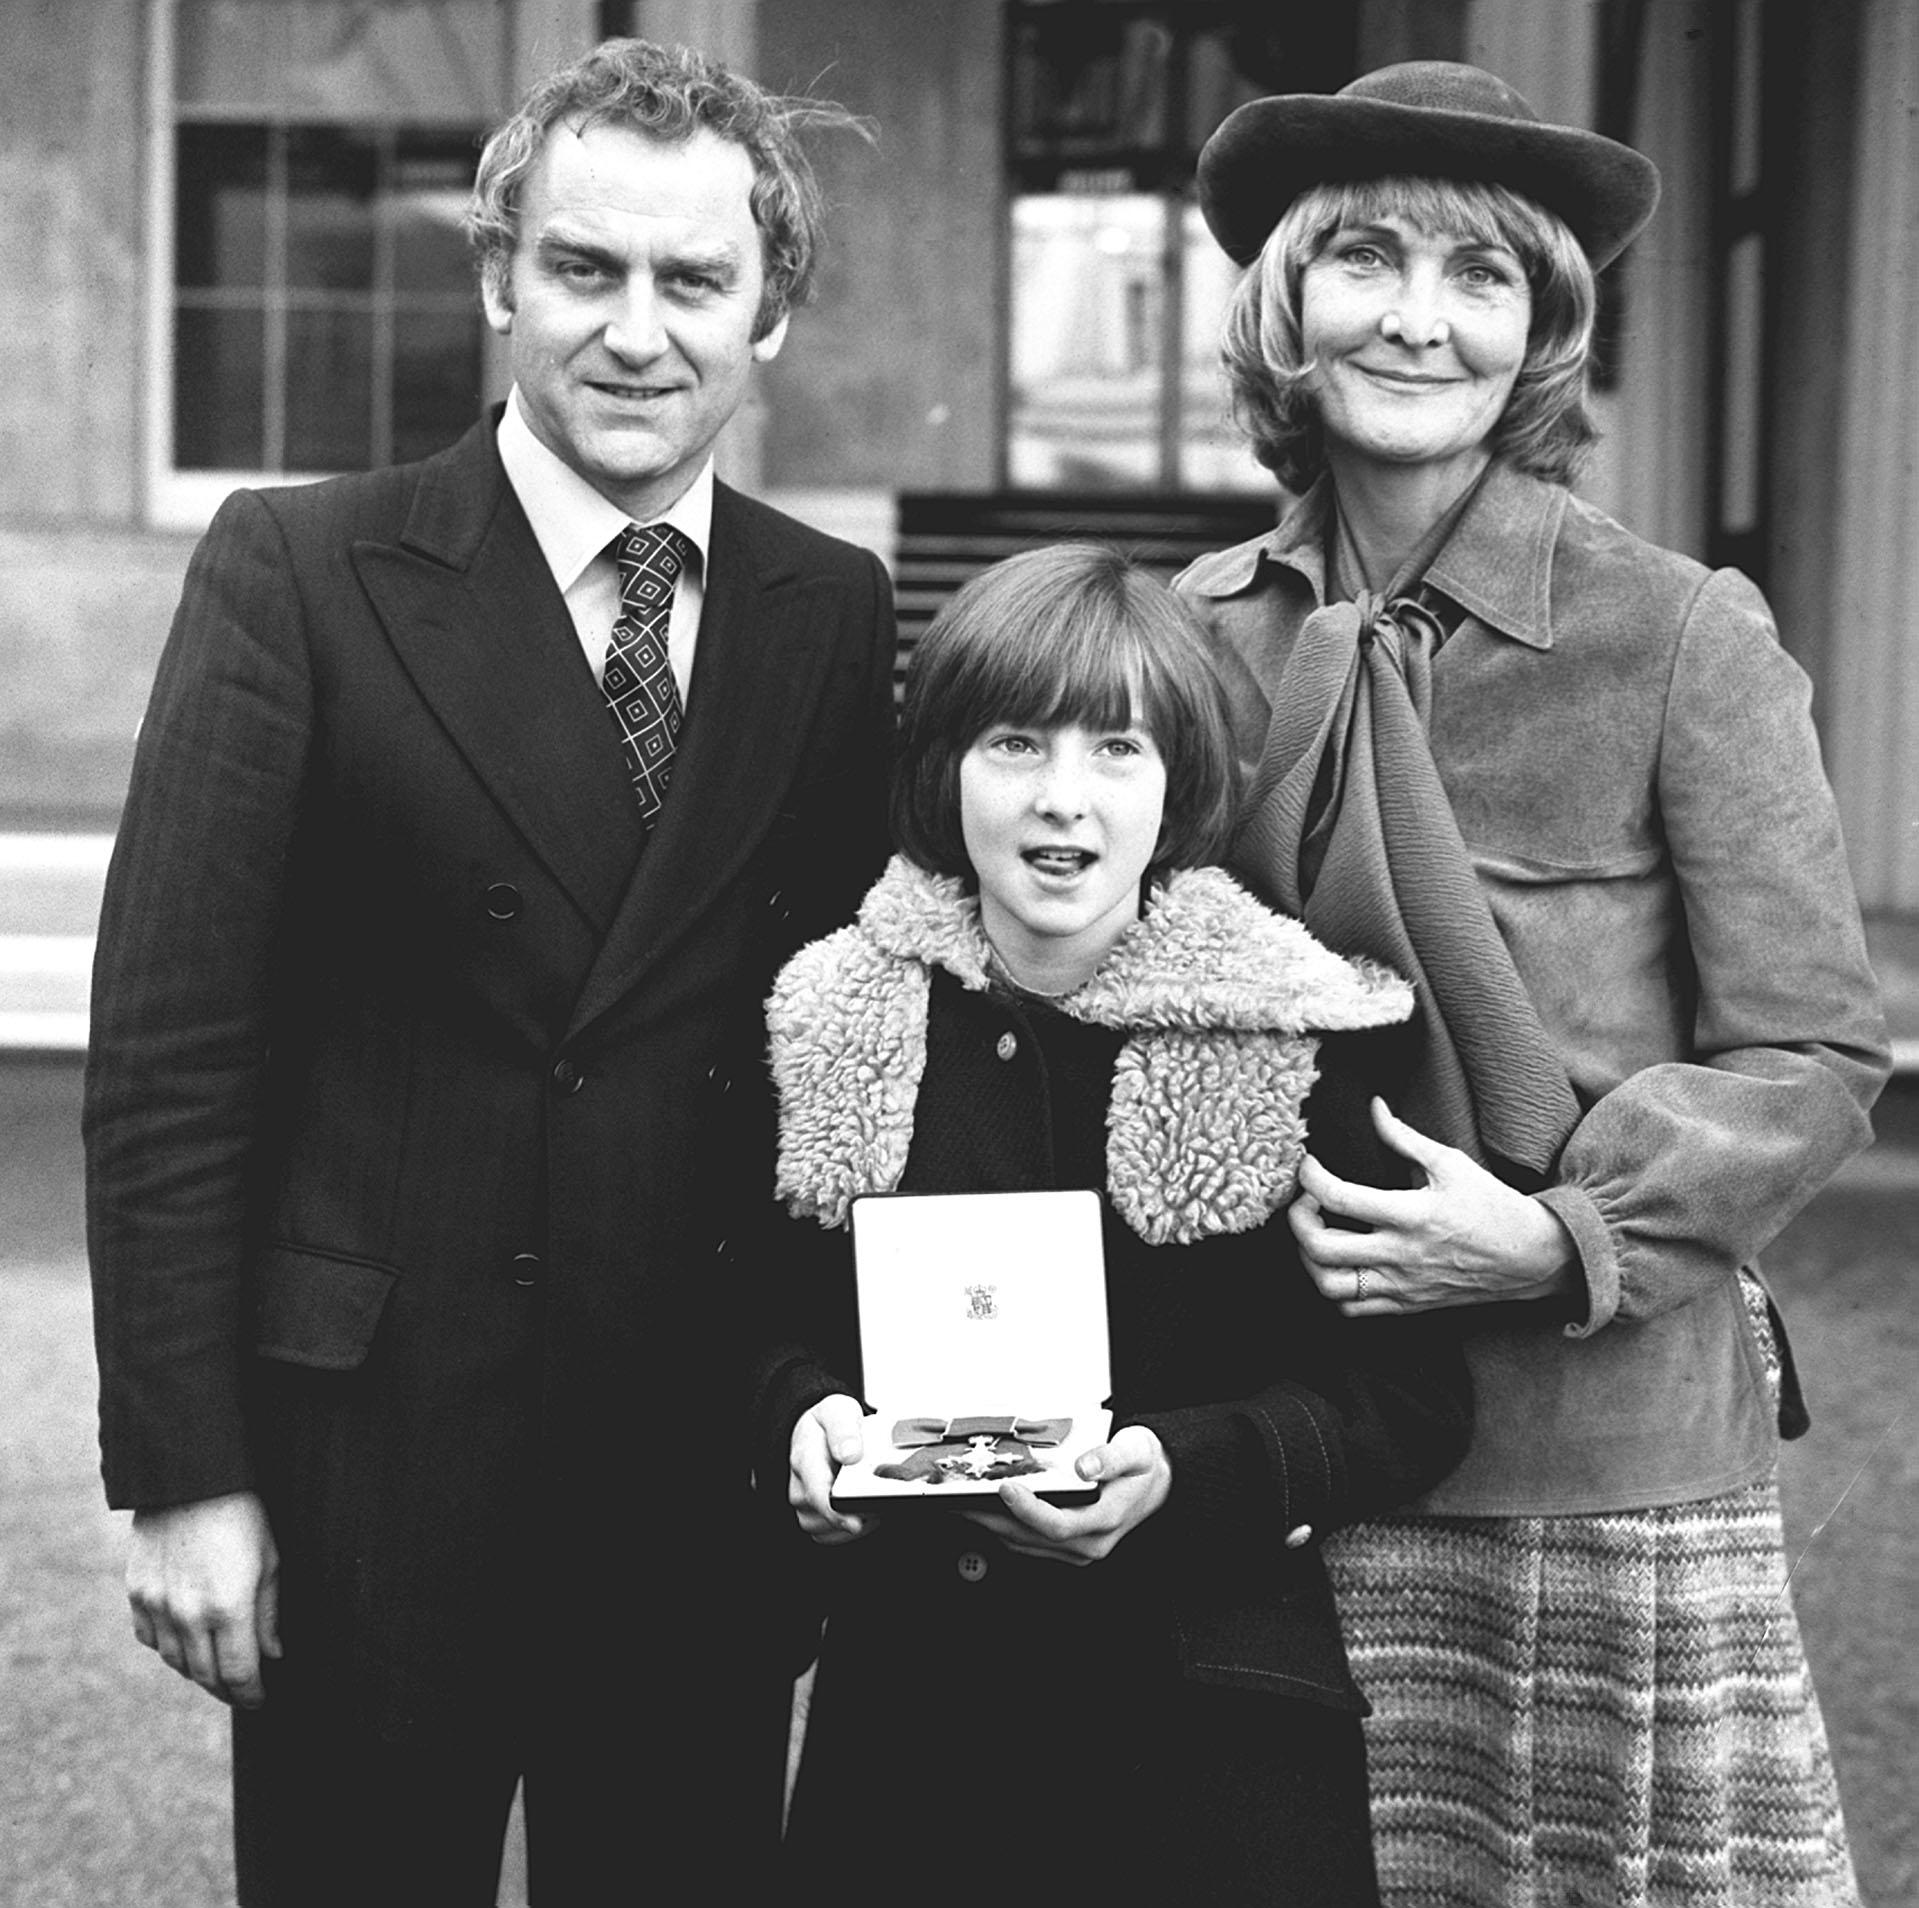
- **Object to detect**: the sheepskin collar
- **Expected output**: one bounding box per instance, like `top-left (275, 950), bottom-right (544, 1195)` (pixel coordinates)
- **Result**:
top-left (856, 856), bottom-right (1410, 1033)
top-left (769, 857), bottom-right (1411, 1245)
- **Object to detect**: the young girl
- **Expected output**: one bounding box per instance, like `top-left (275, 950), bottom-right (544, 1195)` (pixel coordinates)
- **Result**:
top-left (752, 545), bottom-right (1468, 1904)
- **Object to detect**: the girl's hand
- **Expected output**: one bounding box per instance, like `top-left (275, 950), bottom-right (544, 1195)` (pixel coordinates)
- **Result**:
top-left (788, 1393), bottom-right (879, 1545)
top-left (1290, 1097), bottom-right (1578, 1315)
top-left (957, 1425), bottom-right (1171, 1564)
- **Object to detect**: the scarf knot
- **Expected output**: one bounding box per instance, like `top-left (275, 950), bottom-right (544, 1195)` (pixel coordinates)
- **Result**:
top-left (1232, 589), bottom-right (1579, 1181)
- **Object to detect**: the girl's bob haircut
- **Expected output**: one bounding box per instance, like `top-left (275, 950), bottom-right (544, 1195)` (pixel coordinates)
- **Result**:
top-left (1221, 174), bottom-right (1599, 493)
top-left (892, 544), bottom-right (1243, 885)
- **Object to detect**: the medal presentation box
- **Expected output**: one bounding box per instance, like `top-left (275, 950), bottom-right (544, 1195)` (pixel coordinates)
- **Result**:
top-left (832, 1189), bottom-right (1113, 1508)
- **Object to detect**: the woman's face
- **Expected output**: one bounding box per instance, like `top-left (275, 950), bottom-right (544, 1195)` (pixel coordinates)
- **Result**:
top-left (1300, 212), bottom-right (1532, 487)
top-left (960, 717), bottom-right (1167, 991)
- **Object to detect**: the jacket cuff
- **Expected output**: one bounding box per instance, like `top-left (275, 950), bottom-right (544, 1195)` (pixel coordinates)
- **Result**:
top-left (101, 1410), bottom-right (255, 1512)
top-left (1134, 1382), bottom-right (1343, 1564)
top-left (1535, 1182), bottom-right (1620, 1336)
top-left (749, 1346), bottom-right (850, 1500)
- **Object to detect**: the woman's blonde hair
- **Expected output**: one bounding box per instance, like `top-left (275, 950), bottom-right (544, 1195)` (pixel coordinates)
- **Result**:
top-left (1220, 175), bottom-right (1598, 492)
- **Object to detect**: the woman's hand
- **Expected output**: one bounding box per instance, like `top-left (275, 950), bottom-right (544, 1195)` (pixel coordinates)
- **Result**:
top-left (956, 1425), bottom-right (1171, 1565)
top-left (788, 1393), bottom-right (880, 1546)
top-left (1290, 1097), bottom-right (1579, 1316)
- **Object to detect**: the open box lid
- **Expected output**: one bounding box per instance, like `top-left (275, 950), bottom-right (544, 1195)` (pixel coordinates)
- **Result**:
top-left (849, 1188), bottom-right (1110, 1412)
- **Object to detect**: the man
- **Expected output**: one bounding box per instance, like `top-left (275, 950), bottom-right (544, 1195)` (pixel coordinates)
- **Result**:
top-left (85, 38), bottom-right (894, 1904)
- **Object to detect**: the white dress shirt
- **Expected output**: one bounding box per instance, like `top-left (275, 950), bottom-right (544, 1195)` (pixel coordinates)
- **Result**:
top-left (494, 388), bottom-right (713, 706)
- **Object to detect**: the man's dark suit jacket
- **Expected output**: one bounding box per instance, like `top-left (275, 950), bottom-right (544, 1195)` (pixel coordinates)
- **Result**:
top-left (84, 416), bottom-right (896, 1757)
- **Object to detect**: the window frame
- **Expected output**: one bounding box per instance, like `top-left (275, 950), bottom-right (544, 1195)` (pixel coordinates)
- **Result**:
top-left (1000, 0), bottom-right (1355, 494)
top-left (143, 0), bottom-right (500, 529)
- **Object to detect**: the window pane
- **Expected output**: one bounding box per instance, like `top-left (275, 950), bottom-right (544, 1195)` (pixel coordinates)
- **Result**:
top-left (176, 124), bottom-right (269, 291)
top-left (1011, 10), bottom-right (1173, 164)
top-left (175, 304), bottom-right (265, 468)
top-left (285, 308), bottom-right (373, 470)
top-left (286, 128), bottom-right (377, 293)
top-left (1008, 193), bottom-right (1163, 488)
top-left (1719, 233), bottom-right (1764, 535)
top-left (1179, 202), bottom-right (1267, 492)
top-left (390, 132), bottom-right (481, 295)
top-left (391, 310), bottom-right (484, 465)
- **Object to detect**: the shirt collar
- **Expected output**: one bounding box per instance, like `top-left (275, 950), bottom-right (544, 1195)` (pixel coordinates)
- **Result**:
top-left (496, 387), bottom-right (714, 592)
top-left (1189, 459), bottom-right (1565, 651)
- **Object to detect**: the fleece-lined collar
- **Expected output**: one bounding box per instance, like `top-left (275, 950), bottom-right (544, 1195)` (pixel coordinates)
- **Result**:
top-left (856, 856), bottom-right (1410, 1034)
top-left (769, 858), bottom-right (1411, 1244)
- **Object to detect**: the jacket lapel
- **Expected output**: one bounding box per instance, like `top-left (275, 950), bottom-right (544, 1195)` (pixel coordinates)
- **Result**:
top-left (351, 418), bottom-right (644, 934)
top-left (565, 483), bottom-right (848, 1039)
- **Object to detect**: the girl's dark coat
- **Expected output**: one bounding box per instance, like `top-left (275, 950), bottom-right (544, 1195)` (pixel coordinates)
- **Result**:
top-left (752, 858), bottom-right (1471, 1708)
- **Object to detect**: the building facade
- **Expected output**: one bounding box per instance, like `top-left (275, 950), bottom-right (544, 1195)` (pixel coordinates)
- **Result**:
top-left (3, 0), bottom-right (1915, 938)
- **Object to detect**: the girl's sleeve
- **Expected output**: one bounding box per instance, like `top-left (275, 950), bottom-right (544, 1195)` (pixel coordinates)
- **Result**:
top-left (1123, 1235), bottom-right (1471, 1588)
top-left (744, 1203), bottom-right (862, 1510)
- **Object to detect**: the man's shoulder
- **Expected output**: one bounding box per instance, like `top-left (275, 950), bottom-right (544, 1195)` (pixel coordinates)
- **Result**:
top-left (231, 419), bottom-right (501, 547)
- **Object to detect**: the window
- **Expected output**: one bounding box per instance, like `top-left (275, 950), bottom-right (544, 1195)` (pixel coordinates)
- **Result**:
top-left (1004, 1), bottom-right (1355, 492)
top-left (1705, 0), bottom-right (1768, 580)
top-left (151, 0), bottom-right (510, 524)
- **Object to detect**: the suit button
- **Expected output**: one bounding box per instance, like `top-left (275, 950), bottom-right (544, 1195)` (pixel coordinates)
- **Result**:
top-left (1284, 1523), bottom-right (1314, 1549)
top-left (483, 882), bottom-right (522, 921)
top-left (510, 1252), bottom-right (541, 1288)
top-left (551, 1058), bottom-right (584, 1095)
top-left (956, 1549), bottom-right (989, 1584)
top-left (995, 1032), bottom-right (1018, 1061)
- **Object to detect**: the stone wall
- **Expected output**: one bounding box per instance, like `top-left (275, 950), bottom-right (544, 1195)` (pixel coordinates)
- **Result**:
top-left (0, 528), bottom-right (194, 822)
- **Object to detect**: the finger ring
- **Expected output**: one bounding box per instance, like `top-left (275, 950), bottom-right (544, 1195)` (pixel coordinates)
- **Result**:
top-left (1355, 1268), bottom-right (1369, 1301)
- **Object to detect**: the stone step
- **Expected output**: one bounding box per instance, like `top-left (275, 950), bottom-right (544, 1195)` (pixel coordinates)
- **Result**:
top-left (0, 835), bottom-right (111, 1050)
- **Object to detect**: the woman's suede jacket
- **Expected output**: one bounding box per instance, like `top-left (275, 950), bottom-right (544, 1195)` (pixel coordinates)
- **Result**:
top-left (752, 857), bottom-right (1471, 1707)
top-left (1176, 459), bottom-right (1890, 1515)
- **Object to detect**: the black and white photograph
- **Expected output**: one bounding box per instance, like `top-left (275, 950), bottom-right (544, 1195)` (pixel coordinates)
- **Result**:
top-left (2, 3), bottom-right (1915, 1904)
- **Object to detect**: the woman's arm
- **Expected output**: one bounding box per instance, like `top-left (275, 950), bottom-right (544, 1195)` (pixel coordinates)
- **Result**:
top-left (1292, 570), bottom-right (1887, 1331)
top-left (1538, 568), bottom-right (1886, 1334)
top-left (1290, 1096), bottom-right (1579, 1314)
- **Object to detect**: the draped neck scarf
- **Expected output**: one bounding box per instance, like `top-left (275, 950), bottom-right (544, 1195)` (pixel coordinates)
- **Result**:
top-left (1234, 479), bottom-right (1581, 1183)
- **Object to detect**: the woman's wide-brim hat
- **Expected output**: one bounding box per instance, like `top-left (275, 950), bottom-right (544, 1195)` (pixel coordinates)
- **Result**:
top-left (1198, 60), bottom-right (1661, 271)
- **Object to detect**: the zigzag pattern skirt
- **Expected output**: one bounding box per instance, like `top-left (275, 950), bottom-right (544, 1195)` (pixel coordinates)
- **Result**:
top-left (1326, 1477), bottom-right (1859, 1908)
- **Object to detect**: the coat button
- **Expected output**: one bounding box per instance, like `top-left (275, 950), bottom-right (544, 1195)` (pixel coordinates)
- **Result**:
top-left (956, 1549), bottom-right (989, 1584)
top-left (510, 1252), bottom-right (541, 1288)
top-left (551, 1057), bottom-right (584, 1095)
top-left (995, 1032), bottom-right (1018, 1061)
top-left (1285, 1523), bottom-right (1314, 1549)
top-left (483, 882), bottom-right (522, 921)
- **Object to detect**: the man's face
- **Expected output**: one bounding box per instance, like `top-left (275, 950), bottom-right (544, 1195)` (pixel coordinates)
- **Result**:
top-left (482, 121), bottom-right (786, 520)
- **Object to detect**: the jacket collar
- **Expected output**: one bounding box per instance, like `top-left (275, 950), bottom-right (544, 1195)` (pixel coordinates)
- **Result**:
top-left (1185, 459), bottom-right (1567, 652)
top-left (858, 856), bottom-right (1411, 1036)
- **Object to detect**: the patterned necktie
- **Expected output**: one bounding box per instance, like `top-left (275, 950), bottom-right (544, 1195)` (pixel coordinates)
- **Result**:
top-left (603, 523), bottom-right (690, 827)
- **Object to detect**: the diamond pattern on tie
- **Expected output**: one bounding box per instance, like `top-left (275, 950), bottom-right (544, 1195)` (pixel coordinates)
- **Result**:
top-left (603, 522), bottom-right (690, 826)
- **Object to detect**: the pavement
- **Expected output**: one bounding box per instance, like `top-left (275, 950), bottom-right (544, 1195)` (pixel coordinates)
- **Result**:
top-left (2, 1055), bottom-right (1916, 1904)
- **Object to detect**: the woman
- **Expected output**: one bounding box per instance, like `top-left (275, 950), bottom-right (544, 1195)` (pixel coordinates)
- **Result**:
top-left (754, 545), bottom-right (1467, 1904)
top-left (1177, 59), bottom-right (1890, 1908)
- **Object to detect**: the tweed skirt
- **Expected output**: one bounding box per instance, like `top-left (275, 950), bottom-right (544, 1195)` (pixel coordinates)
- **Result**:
top-left (1325, 1473), bottom-right (1858, 1908)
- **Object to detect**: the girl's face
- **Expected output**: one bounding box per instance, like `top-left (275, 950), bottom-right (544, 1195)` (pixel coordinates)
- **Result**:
top-left (960, 716), bottom-right (1167, 993)
top-left (1299, 212), bottom-right (1531, 488)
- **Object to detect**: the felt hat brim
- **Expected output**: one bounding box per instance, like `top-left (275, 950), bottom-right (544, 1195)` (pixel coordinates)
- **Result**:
top-left (1199, 71), bottom-right (1661, 272)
